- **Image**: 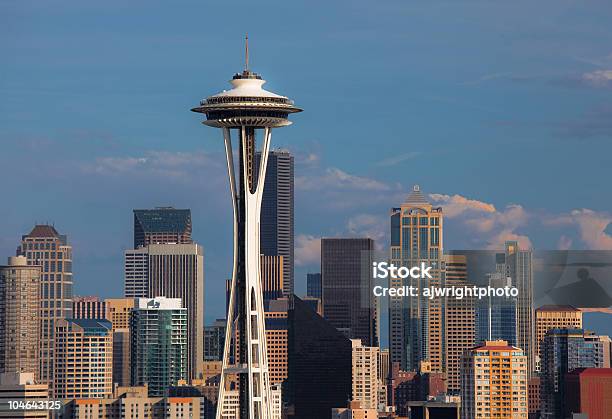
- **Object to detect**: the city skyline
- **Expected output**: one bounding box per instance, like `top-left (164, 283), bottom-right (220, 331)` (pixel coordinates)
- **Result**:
top-left (2, 1), bottom-right (612, 326)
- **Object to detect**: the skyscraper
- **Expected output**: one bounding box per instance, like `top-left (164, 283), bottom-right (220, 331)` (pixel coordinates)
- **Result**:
top-left (205, 319), bottom-right (227, 362)
top-left (306, 273), bottom-right (322, 299)
top-left (442, 254), bottom-right (475, 394)
top-left (130, 297), bottom-right (187, 397)
top-left (260, 255), bottom-right (284, 302)
top-left (460, 340), bottom-right (529, 419)
top-left (389, 186), bottom-right (443, 371)
top-left (0, 373), bottom-right (49, 419)
top-left (321, 238), bottom-right (377, 347)
top-left (535, 305), bottom-right (582, 360)
top-left (192, 41), bottom-right (302, 419)
top-left (351, 339), bottom-right (379, 410)
top-left (147, 244), bottom-right (204, 380)
top-left (124, 247), bottom-right (148, 298)
top-left (496, 241), bottom-right (534, 375)
top-left (0, 256), bottom-right (40, 376)
top-left (285, 296), bottom-right (352, 419)
top-left (54, 318), bottom-right (113, 399)
top-left (133, 207), bottom-right (192, 248)
top-left (18, 224), bottom-right (73, 388)
top-left (540, 328), bottom-right (605, 418)
top-left (475, 272), bottom-right (518, 346)
top-left (257, 150), bottom-right (295, 297)
top-left (71, 297), bottom-right (135, 386)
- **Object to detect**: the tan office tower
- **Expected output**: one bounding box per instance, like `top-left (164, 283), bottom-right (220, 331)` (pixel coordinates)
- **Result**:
top-left (443, 254), bottom-right (475, 393)
top-left (54, 319), bottom-right (113, 399)
top-left (535, 305), bottom-right (582, 359)
top-left (0, 256), bottom-right (40, 376)
top-left (72, 297), bottom-right (134, 386)
top-left (260, 255), bottom-right (283, 301)
top-left (18, 225), bottom-right (73, 388)
top-left (147, 244), bottom-right (204, 380)
top-left (461, 340), bottom-right (528, 419)
top-left (265, 298), bottom-right (289, 385)
top-left (389, 185), bottom-right (443, 371)
top-left (351, 339), bottom-right (379, 410)
top-left (0, 372), bottom-right (49, 418)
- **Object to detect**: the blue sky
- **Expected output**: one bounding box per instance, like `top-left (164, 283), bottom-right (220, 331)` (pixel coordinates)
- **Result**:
top-left (1, 0), bottom-right (612, 323)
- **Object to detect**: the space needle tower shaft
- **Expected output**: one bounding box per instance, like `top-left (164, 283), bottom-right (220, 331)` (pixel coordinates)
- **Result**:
top-left (191, 37), bottom-right (302, 419)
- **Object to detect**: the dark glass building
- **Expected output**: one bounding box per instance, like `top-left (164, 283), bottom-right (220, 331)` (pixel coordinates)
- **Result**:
top-left (285, 296), bottom-right (352, 419)
top-left (256, 150), bottom-right (294, 296)
top-left (133, 207), bottom-right (192, 248)
top-left (321, 238), bottom-right (377, 346)
top-left (204, 319), bottom-right (226, 361)
top-left (306, 273), bottom-right (322, 299)
top-left (540, 328), bottom-right (605, 418)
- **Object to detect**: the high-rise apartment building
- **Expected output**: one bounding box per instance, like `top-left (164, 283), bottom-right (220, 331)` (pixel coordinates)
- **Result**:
top-left (130, 297), bottom-right (188, 396)
top-left (306, 273), bottom-right (322, 299)
top-left (321, 238), bottom-right (377, 347)
top-left (460, 340), bottom-right (528, 419)
top-left (442, 254), bottom-right (475, 394)
top-left (0, 256), bottom-right (40, 376)
top-left (540, 328), bottom-right (605, 418)
top-left (18, 225), bottom-right (73, 388)
top-left (54, 319), bottom-right (113, 399)
top-left (256, 150), bottom-right (294, 297)
top-left (389, 186), bottom-right (443, 371)
top-left (535, 305), bottom-right (582, 360)
top-left (133, 207), bottom-right (192, 248)
top-left (351, 339), bottom-right (379, 410)
top-left (124, 244), bottom-right (204, 379)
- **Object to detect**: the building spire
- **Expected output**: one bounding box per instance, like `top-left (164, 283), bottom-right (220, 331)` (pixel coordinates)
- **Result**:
top-left (245, 33), bottom-right (249, 71)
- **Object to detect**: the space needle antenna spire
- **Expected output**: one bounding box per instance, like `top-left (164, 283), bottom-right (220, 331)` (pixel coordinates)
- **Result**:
top-left (192, 40), bottom-right (302, 419)
top-left (245, 33), bottom-right (249, 71)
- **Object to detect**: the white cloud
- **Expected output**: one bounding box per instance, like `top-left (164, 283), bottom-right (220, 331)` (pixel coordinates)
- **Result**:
top-left (581, 70), bottom-right (612, 87)
top-left (295, 234), bottom-right (321, 266)
top-left (296, 167), bottom-right (390, 192)
top-left (429, 193), bottom-right (496, 217)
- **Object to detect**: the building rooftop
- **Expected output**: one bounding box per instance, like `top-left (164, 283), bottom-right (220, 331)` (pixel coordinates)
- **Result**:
top-left (567, 367), bottom-right (612, 376)
top-left (536, 304), bottom-right (581, 312)
top-left (472, 340), bottom-right (521, 351)
top-left (134, 208), bottom-right (191, 233)
top-left (404, 185), bottom-right (429, 205)
top-left (26, 224), bottom-right (60, 238)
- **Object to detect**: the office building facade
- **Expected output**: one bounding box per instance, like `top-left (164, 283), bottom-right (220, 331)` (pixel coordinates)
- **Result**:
top-left (389, 185), bottom-right (443, 371)
top-left (535, 305), bottom-right (582, 360)
top-left (133, 207), bottom-right (192, 248)
top-left (54, 319), bottom-right (113, 399)
top-left (256, 150), bottom-right (294, 297)
top-left (351, 339), bottom-right (379, 410)
top-left (306, 273), bottom-right (322, 299)
top-left (18, 225), bottom-right (73, 388)
top-left (540, 328), bottom-right (605, 418)
top-left (321, 238), bottom-right (377, 347)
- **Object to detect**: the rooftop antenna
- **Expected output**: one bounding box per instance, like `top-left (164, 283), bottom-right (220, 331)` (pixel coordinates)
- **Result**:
top-left (245, 33), bottom-right (249, 71)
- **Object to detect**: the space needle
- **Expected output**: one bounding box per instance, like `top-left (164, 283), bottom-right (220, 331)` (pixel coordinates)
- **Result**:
top-left (191, 36), bottom-right (302, 419)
